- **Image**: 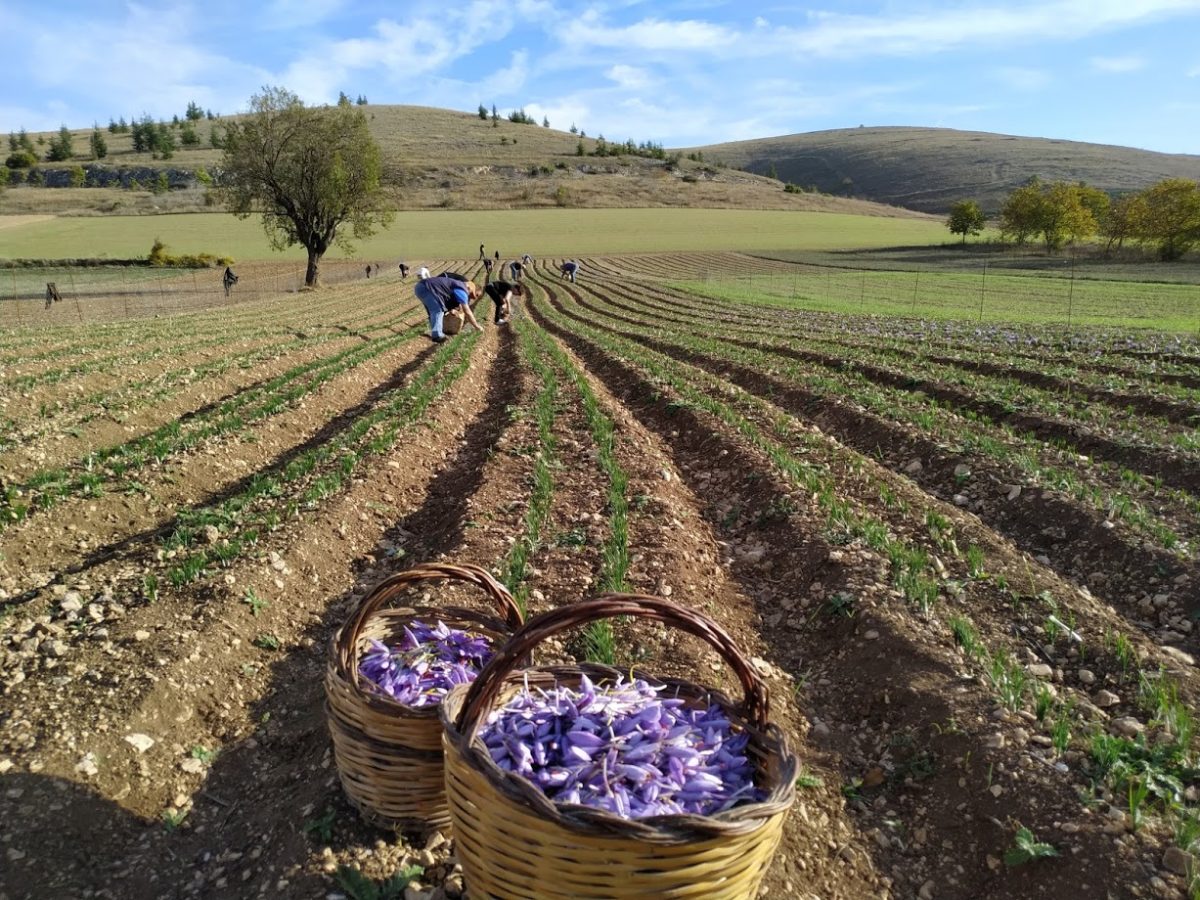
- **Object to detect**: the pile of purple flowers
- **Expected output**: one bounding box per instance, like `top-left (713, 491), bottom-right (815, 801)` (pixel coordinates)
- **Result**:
top-left (480, 674), bottom-right (764, 819)
top-left (358, 620), bottom-right (494, 707)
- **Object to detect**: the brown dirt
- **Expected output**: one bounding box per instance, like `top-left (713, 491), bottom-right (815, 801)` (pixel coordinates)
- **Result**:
top-left (1, 254), bottom-right (1197, 900)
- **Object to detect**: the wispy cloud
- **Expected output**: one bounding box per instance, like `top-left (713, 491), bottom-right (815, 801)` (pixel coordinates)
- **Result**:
top-left (564, 15), bottom-right (733, 51)
top-left (1091, 55), bottom-right (1145, 72)
top-left (606, 64), bottom-right (652, 89)
top-left (992, 66), bottom-right (1051, 91)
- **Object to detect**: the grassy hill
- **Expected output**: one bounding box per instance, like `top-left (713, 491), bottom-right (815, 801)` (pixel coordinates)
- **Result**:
top-left (690, 126), bottom-right (1200, 214)
top-left (8, 109), bottom-right (1198, 219)
top-left (1, 106), bottom-right (929, 220)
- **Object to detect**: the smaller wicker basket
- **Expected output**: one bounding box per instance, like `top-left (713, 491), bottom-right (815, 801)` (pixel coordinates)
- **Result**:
top-left (443, 307), bottom-right (465, 335)
top-left (441, 594), bottom-right (797, 900)
top-left (326, 563), bottom-right (523, 830)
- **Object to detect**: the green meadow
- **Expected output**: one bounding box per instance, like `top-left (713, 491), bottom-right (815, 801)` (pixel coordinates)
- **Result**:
top-left (680, 270), bottom-right (1200, 332)
top-left (0, 209), bottom-right (948, 261)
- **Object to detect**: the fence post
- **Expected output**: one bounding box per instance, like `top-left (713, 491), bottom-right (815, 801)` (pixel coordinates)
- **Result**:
top-left (1067, 251), bottom-right (1075, 331)
top-left (912, 269), bottom-right (919, 314)
top-left (979, 262), bottom-right (987, 322)
top-left (70, 270), bottom-right (84, 323)
top-left (860, 271), bottom-right (866, 308)
top-left (11, 269), bottom-right (20, 328)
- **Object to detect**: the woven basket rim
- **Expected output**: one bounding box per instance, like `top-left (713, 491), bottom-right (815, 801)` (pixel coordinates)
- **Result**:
top-left (442, 664), bottom-right (797, 843)
top-left (329, 603), bottom-right (517, 718)
top-left (441, 588), bottom-right (799, 845)
top-left (329, 562), bottom-right (523, 714)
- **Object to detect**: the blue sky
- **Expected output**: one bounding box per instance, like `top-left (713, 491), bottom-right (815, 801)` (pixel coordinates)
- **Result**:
top-left (2, 0), bottom-right (1199, 154)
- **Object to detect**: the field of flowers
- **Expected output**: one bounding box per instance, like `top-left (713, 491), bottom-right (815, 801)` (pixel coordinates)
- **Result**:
top-left (1, 253), bottom-right (1198, 899)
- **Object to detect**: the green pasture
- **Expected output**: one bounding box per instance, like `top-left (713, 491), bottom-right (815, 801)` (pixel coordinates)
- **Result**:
top-left (0, 210), bottom-right (947, 261)
top-left (678, 270), bottom-right (1200, 332)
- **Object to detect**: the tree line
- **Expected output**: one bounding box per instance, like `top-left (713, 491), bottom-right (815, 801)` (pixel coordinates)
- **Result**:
top-left (947, 177), bottom-right (1200, 260)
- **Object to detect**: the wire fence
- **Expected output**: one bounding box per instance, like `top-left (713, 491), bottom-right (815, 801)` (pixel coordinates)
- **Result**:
top-left (696, 264), bottom-right (1200, 334)
top-left (0, 260), bottom-right (389, 328)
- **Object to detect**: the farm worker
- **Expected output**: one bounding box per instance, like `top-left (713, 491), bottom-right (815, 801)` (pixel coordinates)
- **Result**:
top-left (508, 260), bottom-right (524, 281)
top-left (483, 280), bottom-right (524, 325)
top-left (417, 266), bottom-right (430, 280)
top-left (222, 267), bottom-right (239, 297)
top-left (482, 258), bottom-right (494, 278)
top-left (399, 262), bottom-right (410, 279)
top-left (521, 253), bottom-right (533, 265)
top-left (560, 260), bottom-right (579, 283)
top-left (479, 243), bottom-right (485, 259)
top-left (414, 275), bottom-right (484, 343)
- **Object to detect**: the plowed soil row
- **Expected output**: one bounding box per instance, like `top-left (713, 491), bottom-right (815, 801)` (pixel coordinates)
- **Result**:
top-left (584, 277), bottom-right (1200, 529)
top-left (526, 276), bottom-right (1183, 900)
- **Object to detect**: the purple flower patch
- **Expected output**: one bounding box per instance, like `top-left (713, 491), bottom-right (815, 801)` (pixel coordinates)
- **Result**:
top-left (480, 674), bottom-right (765, 819)
top-left (358, 620), bottom-right (494, 707)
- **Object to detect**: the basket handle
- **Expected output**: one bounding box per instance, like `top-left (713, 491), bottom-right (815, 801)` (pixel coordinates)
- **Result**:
top-left (340, 563), bottom-right (523, 678)
top-left (454, 594), bottom-right (769, 733)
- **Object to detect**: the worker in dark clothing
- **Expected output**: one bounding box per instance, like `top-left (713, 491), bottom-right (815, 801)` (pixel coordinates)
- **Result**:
top-left (483, 280), bottom-right (524, 325)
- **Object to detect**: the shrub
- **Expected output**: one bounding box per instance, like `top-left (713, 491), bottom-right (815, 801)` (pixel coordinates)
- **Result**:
top-left (194, 167), bottom-right (212, 186)
top-left (46, 126), bottom-right (74, 162)
top-left (553, 185), bottom-right (571, 207)
top-left (5, 150), bottom-right (37, 169)
top-left (68, 165), bottom-right (86, 187)
top-left (26, 168), bottom-right (43, 186)
top-left (152, 171), bottom-right (170, 194)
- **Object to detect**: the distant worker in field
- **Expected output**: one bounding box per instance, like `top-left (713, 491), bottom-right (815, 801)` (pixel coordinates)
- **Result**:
top-left (508, 260), bottom-right (524, 281)
top-left (222, 267), bottom-right (239, 298)
top-left (399, 262), bottom-right (410, 279)
top-left (482, 257), bottom-right (495, 278)
top-left (494, 250), bottom-right (500, 261)
top-left (479, 243), bottom-right (485, 260)
top-left (521, 253), bottom-right (533, 265)
top-left (45, 282), bottom-right (62, 309)
top-left (484, 280), bottom-right (524, 325)
top-left (414, 274), bottom-right (484, 343)
top-left (365, 264), bottom-right (373, 278)
top-left (559, 260), bottom-right (579, 283)
top-left (417, 265), bottom-right (430, 280)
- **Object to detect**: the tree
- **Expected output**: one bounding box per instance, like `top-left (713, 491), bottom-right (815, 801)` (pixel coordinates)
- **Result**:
top-left (477, 103), bottom-right (488, 120)
top-left (946, 200), bottom-right (986, 243)
top-left (569, 123), bottom-right (577, 135)
top-left (338, 91), bottom-right (352, 107)
top-left (1038, 182), bottom-right (1095, 250)
top-left (90, 128), bottom-right (108, 159)
top-left (180, 122), bottom-right (201, 146)
top-left (998, 178), bottom-right (1043, 245)
top-left (1099, 193), bottom-right (1145, 254)
top-left (356, 94), bottom-right (367, 105)
top-left (46, 125), bottom-right (74, 162)
top-left (542, 115), bottom-right (550, 128)
top-left (186, 101), bottom-right (204, 121)
top-left (218, 86), bottom-right (393, 286)
top-left (1138, 178), bottom-right (1200, 260)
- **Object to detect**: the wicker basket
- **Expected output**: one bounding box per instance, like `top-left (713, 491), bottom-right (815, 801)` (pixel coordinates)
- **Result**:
top-left (443, 307), bottom-right (465, 335)
top-left (326, 563), bottom-right (523, 830)
top-left (441, 594), bottom-right (797, 899)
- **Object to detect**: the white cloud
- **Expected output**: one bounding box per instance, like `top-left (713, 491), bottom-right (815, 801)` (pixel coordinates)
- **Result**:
top-left (484, 51), bottom-right (531, 96)
top-left (788, 0), bottom-right (1200, 59)
top-left (1090, 55), bottom-right (1145, 72)
top-left (563, 16), bottom-right (733, 51)
top-left (1187, 64), bottom-right (1200, 76)
top-left (754, 16), bottom-right (769, 28)
top-left (606, 64), bottom-right (652, 89)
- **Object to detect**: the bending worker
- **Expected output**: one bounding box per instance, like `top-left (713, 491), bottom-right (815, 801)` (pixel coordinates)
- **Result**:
top-left (414, 274), bottom-right (484, 343)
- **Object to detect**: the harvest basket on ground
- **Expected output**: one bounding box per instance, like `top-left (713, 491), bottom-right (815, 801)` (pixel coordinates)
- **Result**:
top-left (441, 594), bottom-right (797, 900)
top-left (326, 563), bottom-right (523, 830)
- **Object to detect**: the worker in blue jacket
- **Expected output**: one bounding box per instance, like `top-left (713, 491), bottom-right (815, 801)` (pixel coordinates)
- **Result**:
top-left (414, 275), bottom-right (484, 342)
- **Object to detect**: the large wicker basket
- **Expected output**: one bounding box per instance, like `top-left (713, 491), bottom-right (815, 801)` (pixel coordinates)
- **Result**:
top-left (326, 563), bottom-right (523, 830)
top-left (441, 594), bottom-right (797, 899)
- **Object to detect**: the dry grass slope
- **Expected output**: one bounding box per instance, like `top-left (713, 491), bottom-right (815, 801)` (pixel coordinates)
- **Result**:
top-left (691, 125), bottom-right (1200, 214)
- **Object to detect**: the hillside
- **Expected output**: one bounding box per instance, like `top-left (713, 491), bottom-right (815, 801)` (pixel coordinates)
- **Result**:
top-left (690, 126), bottom-right (1200, 214)
top-left (0, 106), bottom-right (930, 219)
